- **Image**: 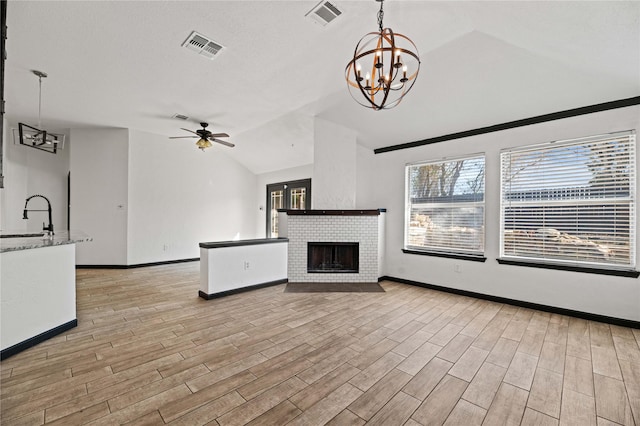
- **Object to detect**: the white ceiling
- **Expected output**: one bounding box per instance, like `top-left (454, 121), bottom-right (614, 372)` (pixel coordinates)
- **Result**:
top-left (5, 1), bottom-right (640, 174)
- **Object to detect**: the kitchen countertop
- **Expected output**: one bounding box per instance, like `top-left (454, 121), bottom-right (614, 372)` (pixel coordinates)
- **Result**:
top-left (200, 237), bottom-right (288, 249)
top-left (0, 231), bottom-right (92, 253)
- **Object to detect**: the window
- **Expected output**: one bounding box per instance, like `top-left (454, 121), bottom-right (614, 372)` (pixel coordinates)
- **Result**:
top-left (500, 131), bottom-right (636, 271)
top-left (405, 154), bottom-right (485, 257)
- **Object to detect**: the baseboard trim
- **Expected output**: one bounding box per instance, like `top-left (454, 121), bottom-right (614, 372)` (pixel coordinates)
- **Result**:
top-left (1, 319), bottom-right (78, 360)
top-left (199, 279), bottom-right (289, 300)
top-left (380, 276), bottom-right (640, 329)
top-left (76, 258), bottom-right (199, 269)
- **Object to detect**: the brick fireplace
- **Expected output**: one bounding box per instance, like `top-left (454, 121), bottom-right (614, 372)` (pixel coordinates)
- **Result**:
top-left (279, 209), bottom-right (385, 283)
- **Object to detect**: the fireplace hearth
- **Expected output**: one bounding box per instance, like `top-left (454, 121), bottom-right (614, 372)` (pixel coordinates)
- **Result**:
top-left (308, 242), bottom-right (359, 273)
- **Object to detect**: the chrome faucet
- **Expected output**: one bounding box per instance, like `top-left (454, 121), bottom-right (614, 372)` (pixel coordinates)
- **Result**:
top-left (23, 194), bottom-right (54, 235)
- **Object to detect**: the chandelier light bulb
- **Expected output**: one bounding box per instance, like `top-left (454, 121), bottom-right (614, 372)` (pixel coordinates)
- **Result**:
top-left (394, 50), bottom-right (402, 69)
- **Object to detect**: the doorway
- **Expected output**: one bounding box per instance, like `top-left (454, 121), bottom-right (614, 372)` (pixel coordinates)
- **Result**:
top-left (266, 178), bottom-right (311, 238)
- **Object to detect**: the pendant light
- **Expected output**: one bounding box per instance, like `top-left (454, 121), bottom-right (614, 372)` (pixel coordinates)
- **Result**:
top-left (14, 70), bottom-right (65, 153)
top-left (345, 0), bottom-right (420, 110)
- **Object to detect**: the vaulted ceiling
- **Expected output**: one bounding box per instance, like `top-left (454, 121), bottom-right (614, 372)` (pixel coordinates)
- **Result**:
top-left (5, 1), bottom-right (640, 174)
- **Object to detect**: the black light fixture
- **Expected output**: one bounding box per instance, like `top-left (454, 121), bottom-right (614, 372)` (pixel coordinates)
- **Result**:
top-left (13, 70), bottom-right (65, 154)
top-left (345, 0), bottom-right (420, 110)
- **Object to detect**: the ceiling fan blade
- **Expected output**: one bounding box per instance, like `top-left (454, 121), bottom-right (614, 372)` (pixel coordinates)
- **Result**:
top-left (169, 136), bottom-right (198, 139)
top-left (180, 128), bottom-right (201, 136)
top-left (209, 132), bottom-right (230, 138)
top-left (211, 138), bottom-right (235, 148)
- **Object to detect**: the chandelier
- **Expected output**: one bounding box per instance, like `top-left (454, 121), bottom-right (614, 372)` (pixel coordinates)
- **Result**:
top-left (345, 0), bottom-right (420, 110)
top-left (13, 70), bottom-right (65, 154)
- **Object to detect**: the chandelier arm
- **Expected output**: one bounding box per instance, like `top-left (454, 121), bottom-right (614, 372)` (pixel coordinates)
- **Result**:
top-left (352, 61), bottom-right (385, 109)
top-left (382, 29), bottom-right (394, 46)
top-left (387, 29), bottom-right (397, 77)
top-left (377, 29), bottom-right (393, 108)
top-left (355, 79), bottom-right (382, 110)
top-left (389, 66), bottom-right (400, 85)
top-left (378, 82), bottom-right (391, 110)
top-left (368, 34), bottom-right (384, 100)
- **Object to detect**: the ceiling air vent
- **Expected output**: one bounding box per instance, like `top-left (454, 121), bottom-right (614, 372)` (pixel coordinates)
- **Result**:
top-left (182, 31), bottom-right (224, 60)
top-left (172, 113), bottom-right (189, 120)
top-left (305, 1), bottom-right (342, 26)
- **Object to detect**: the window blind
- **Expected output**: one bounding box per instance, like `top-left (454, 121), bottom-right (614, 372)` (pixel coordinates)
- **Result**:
top-left (406, 154), bottom-right (485, 255)
top-left (500, 131), bottom-right (636, 269)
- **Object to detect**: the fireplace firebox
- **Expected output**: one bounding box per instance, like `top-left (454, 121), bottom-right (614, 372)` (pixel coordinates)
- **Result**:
top-left (307, 242), bottom-right (359, 273)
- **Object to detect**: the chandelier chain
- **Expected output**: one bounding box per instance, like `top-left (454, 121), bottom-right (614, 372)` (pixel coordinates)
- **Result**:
top-left (377, 0), bottom-right (384, 32)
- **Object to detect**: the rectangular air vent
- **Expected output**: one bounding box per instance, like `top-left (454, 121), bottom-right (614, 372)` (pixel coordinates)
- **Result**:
top-left (305, 1), bottom-right (342, 26)
top-left (182, 31), bottom-right (224, 60)
top-left (172, 113), bottom-right (189, 120)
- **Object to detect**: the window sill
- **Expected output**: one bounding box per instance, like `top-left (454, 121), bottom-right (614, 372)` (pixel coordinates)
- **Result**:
top-left (402, 249), bottom-right (487, 262)
top-left (496, 258), bottom-right (640, 278)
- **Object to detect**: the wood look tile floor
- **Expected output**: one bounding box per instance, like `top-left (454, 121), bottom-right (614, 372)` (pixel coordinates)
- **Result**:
top-left (1, 263), bottom-right (639, 425)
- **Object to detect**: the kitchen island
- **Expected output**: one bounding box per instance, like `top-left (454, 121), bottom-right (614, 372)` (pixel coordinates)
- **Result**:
top-left (1, 231), bottom-right (91, 359)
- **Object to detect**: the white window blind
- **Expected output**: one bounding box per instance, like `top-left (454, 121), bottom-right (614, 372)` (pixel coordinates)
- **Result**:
top-left (406, 154), bottom-right (485, 255)
top-left (500, 131), bottom-right (636, 269)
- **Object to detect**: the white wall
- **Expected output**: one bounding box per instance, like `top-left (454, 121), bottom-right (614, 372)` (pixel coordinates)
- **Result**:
top-left (70, 128), bottom-right (129, 265)
top-left (127, 129), bottom-right (258, 264)
top-left (356, 143), bottom-right (377, 209)
top-left (1, 120), bottom-right (69, 233)
top-left (255, 163), bottom-right (313, 238)
top-left (357, 105), bottom-right (640, 321)
top-left (69, 128), bottom-right (258, 266)
top-left (313, 118), bottom-right (357, 209)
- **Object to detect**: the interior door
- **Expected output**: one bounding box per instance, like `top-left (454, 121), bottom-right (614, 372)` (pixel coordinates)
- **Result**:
top-left (266, 178), bottom-right (311, 238)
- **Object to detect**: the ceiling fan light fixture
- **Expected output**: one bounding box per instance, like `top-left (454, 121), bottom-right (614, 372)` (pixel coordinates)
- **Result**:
top-left (170, 122), bottom-right (233, 151)
top-left (195, 137), bottom-right (214, 151)
top-left (345, 0), bottom-right (420, 110)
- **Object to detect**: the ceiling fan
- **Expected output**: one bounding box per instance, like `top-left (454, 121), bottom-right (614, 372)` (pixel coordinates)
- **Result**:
top-left (170, 122), bottom-right (234, 151)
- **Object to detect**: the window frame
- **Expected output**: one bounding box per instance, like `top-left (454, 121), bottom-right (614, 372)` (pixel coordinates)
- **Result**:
top-left (404, 153), bottom-right (487, 261)
top-left (498, 130), bottom-right (637, 275)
